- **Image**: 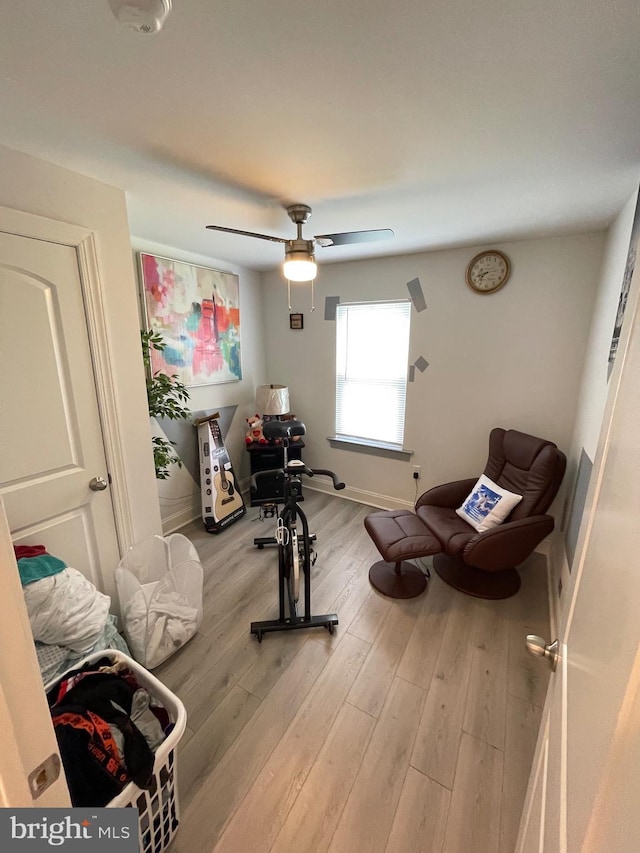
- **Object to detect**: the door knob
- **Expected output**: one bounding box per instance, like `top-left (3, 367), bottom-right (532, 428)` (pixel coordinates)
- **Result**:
top-left (525, 635), bottom-right (560, 671)
top-left (89, 476), bottom-right (108, 492)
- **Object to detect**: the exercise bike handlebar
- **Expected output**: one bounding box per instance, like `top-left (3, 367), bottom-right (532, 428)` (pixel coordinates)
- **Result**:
top-left (250, 466), bottom-right (345, 493)
top-left (308, 468), bottom-right (346, 491)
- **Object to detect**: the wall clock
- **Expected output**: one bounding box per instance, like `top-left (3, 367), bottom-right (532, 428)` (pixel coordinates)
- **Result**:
top-left (465, 250), bottom-right (511, 294)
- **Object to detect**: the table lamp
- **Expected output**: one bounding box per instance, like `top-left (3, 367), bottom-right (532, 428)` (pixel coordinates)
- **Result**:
top-left (255, 384), bottom-right (290, 418)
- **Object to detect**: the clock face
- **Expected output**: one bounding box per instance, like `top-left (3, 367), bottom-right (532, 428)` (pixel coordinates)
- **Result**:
top-left (466, 250), bottom-right (511, 294)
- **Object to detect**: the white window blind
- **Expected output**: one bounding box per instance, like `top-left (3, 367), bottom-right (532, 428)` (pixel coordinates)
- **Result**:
top-left (335, 300), bottom-right (411, 448)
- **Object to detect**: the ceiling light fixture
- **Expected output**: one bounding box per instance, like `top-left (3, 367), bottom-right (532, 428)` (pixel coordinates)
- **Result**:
top-left (108, 0), bottom-right (172, 33)
top-left (206, 202), bottom-right (394, 312)
top-left (283, 245), bottom-right (317, 282)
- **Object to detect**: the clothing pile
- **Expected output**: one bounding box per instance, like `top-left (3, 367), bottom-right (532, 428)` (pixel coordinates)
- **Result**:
top-left (47, 658), bottom-right (169, 806)
top-left (14, 545), bottom-right (130, 683)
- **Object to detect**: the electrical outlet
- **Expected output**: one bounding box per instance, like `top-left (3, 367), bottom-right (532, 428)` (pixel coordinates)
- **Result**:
top-left (412, 465), bottom-right (421, 480)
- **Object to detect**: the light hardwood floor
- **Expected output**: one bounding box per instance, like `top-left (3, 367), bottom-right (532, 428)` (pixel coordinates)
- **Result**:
top-left (158, 490), bottom-right (550, 853)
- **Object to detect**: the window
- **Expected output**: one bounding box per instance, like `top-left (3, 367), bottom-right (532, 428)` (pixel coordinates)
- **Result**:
top-left (335, 300), bottom-right (411, 449)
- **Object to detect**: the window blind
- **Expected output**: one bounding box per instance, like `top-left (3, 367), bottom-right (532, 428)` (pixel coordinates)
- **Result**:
top-left (335, 300), bottom-right (411, 448)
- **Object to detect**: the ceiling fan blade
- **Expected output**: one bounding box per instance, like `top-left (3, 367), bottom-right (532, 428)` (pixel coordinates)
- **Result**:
top-left (206, 225), bottom-right (287, 244)
top-left (314, 228), bottom-right (394, 247)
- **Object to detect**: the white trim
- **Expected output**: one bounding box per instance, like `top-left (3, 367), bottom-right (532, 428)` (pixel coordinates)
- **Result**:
top-left (76, 234), bottom-right (133, 550)
top-left (303, 479), bottom-right (414, 511)
top-left (0, 204), bottom-right (131, 553)
top-left (161, 505), bottom-right (200, 535)
top-left (239, 478), bottom-right (413, 511)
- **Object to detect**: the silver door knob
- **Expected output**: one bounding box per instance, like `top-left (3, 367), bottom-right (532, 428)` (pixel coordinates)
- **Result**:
top-left (89, 476), bottom-right (108, 491)
top-left (525, 635), bottom-right (559, 672)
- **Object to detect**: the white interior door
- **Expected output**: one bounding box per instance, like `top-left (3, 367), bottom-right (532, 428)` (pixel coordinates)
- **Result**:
top-left (517, 266), bottom-right (640, 852)
top-left (0, 227), bottom-right (120, 590)
top-left (0, 497), bottom-right (70, 806)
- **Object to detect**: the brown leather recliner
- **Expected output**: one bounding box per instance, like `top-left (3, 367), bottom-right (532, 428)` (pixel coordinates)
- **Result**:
top-left (364, 428), bottom-right (566, 599)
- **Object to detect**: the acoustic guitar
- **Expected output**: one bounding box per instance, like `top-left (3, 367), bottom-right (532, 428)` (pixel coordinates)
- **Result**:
top-left (195, 412), bottom-right (246, 533)
top-left (209, 418), bottom-right (244, 518)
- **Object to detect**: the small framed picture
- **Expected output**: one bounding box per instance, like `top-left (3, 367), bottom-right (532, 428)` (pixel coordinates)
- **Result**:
top-left (289, 313), bottom-right (304, 330)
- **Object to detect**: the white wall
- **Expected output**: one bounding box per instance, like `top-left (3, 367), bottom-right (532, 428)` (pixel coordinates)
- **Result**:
top-left (131, 238), bottom-right (267, 531)
top-left (567, 192), bottom-right (638, 463)
top-left (261, 233), bottom-right (604, 510)
top-left (548, 190), bottom-right (638, 619)
top-left (0, 143), bottom-right (162, 546)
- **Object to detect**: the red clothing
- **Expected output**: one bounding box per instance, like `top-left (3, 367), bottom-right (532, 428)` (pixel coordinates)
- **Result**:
top-left (13, 544), bottom-right (48, 560)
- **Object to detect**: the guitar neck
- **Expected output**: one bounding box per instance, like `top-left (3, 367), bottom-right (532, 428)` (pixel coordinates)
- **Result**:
top-left (209, 420), bottom-right (229, 487)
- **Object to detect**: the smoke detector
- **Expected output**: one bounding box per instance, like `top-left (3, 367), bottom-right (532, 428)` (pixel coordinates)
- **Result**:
top-left (108, 0), bottom-right (172, 34)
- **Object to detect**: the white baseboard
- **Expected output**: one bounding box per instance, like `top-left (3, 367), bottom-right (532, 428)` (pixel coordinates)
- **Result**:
top-left (303, 480), bottom-right (414, 510)
top-left (239, 475), bottom-right (414, 511)
top-left (540, 530), bottom-right (568, 638)
top-left (161, 504), bottom-right (200, 535)
top-left (534, 539), bottom-right (551, 558)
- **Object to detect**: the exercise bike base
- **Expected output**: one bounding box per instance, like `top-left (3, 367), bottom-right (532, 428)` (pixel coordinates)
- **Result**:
top-left (251, 613), bottom-right (338, 642)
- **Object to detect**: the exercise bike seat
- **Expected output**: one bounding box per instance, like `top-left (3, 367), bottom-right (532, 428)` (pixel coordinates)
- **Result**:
top-left (263, 419), bottom-right (306, 440)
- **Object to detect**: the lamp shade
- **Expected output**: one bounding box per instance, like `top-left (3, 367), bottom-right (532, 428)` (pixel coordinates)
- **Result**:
top-left (256, 384), bottom-right (290, 416)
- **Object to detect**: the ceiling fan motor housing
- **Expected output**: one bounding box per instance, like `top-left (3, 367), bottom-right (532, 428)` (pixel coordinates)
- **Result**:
top-left (286, 204), bottom-right (312, 225)
top-left (285, 239), bottom-right (315, 257)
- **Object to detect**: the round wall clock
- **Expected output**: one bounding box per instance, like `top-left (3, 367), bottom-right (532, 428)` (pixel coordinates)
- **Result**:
top-left (465, 250), bottom-right (511, 294)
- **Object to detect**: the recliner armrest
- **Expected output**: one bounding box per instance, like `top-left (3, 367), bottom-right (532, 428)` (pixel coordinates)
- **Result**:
top-left (416, 478), bottom-right (477, 510)
top-left (463, 515), bottom-right (555, 571)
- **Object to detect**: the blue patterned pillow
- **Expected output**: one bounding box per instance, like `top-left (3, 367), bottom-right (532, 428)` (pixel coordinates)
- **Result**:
top-left (456, 474), bottom-right (522, 533)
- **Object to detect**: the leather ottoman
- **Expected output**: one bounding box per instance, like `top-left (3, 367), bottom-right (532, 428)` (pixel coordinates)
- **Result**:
top-left (364, 509), bottom-right (440, 598)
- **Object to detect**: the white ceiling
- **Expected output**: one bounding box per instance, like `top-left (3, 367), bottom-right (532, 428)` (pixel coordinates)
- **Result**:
top-left (1, 0), bottom-right (639, 270)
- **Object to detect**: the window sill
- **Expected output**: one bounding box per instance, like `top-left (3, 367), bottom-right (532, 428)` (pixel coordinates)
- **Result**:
top-left (327, 436), bottom-right (413, 461)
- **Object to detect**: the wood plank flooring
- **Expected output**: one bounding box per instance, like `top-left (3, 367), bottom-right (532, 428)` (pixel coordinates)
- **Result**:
top-left (158, 490), bottom-right (550, 853)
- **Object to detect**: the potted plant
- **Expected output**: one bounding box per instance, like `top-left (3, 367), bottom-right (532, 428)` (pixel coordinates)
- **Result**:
top-left (141, 329), bottom-right (191, 479)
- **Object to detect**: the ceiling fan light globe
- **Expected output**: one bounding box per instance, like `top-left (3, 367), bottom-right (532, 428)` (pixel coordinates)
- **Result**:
top-left (283, 255), bottom-right (317, 282)
top-left (108, 0), bottom-right (172, 33)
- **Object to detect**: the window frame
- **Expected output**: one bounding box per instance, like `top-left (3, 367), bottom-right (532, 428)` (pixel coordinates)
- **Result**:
top-left (333, 298), bottom-right (412, 454)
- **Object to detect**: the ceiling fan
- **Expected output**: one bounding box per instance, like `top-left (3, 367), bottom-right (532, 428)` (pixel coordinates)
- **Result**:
top-left (206, 203), bottom-right (394, 283)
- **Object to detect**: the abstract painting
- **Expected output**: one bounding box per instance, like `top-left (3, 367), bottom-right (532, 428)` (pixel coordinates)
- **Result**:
top-left (139, 253), bottom-right (242, 386)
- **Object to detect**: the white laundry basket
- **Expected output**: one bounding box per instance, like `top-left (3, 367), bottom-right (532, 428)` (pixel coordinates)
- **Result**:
top-left (46, 649), bottom-right (187, 853)
top-left (116, 534), bottom-right (203, 669)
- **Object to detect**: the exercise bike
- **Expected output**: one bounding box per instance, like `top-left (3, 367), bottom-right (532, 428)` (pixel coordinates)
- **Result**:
top-left (250, 418), bottom-right (345, 642)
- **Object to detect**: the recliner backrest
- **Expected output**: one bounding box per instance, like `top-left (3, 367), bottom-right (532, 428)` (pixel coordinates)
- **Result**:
top-left (483, 428), bottom-right (566, 521)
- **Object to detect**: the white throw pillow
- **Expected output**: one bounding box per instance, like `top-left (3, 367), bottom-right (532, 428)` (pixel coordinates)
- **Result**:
top-left (456, 474), bottom-right (523, 533)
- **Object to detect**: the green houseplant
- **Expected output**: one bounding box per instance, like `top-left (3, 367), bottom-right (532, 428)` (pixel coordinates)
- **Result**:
top-left (141, 329), bottom-right (192, 479)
